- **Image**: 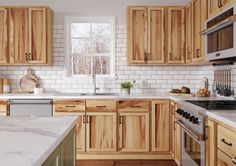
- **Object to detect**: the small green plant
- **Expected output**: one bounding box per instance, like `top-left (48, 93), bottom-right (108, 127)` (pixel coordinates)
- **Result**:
top-left (120, 81), bottom-right (133, 89)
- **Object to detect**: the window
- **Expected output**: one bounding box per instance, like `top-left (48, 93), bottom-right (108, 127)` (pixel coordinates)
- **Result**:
top-left (65, 17), bottom-right (115, 77)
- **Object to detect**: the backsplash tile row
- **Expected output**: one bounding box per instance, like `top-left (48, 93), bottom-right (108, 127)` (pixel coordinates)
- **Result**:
top-left (0, 24), bottom-right (220, 94)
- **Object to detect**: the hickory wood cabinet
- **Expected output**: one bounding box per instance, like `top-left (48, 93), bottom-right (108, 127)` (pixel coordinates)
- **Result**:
top-left (185, 3), bottom-right (193, 63)
top-left (86, 100), bottom-right (117, 152)
top-left (192, 0), bottom-right (208, 62)
top-left (208, 0), bottom-right (236, 19)
top-left (206, 118), bottom-right (236, 166)
top-left (0, 6), bottom-right (53, 65)
top-left (127, 7), bottom-right (165, 64)
top-left (167, 7), bottom-right (185, 64)
top-left (0, 8), bottom-right (8, 64)
top-left (0, 100), bottom-right (8, 116)
top-left (118, 100), bottom-right (150, 152)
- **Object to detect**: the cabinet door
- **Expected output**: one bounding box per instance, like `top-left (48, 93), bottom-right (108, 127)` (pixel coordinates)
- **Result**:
top-left (119, 112), bottom-right (149, 152)
top-left (0, 8), bottom-right (8, 64)
top-left (208, 0), bottom-right (221, 19)
top-left (174, 120), bottom-right (182, 166)
top-left (147, 7), bottom-right (165, 64)
top-left (9, 7), bottom-right (29, 64)
top-left (206, 119), bottom-right (217, 166)
top-left (127, 7), bottom-right (148, 64)
top-left (86, 112), bottom-right (116, 152)
top-left (185, 3), bottom-right (193, 64)
top-left (217, 149), bottom-right (235, 166)
top-left (151, 100), bottom-right (170, 152)
top-left (28, 7), bottom-right (47, 64)
top-left (167, 7), bottom-right (185, 64)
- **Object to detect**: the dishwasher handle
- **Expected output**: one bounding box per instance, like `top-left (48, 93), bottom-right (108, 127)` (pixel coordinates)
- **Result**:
top-left (9, 99), bottom-right (53, 105)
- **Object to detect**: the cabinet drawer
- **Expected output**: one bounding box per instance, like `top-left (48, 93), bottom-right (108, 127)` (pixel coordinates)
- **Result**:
top-left (86, 100), bottom-right (116, 112)
top-left (218, 125), bottom-right (236, 158)
top-left (118, 100), bottom-right (149, 112)
top-left (54, 100), bottom-right (85, 113)
top-left (218, 149), bottom-right (236, 166)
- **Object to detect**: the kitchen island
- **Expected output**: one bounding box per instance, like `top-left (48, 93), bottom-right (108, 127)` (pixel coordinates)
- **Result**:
top-left (0, 116), bottom-right (78, 166)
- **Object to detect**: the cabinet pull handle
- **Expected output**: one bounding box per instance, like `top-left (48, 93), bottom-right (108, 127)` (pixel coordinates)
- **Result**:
top-left (87, 115), bottom-right (90, 123)
top-left (196, 49), bottom-right (200, 58)
top-left (219, 0), bottom-right (223, 7)
top-left (96, 105), bottom-right (106, 108)
top-left (25, 53), bottom-right (29, 61)
top-left (232, 157), bottom-right (236, 165)
top-left (28, 53), bottom-right (32, 60)
top-left (144, 53), bottom-right (148, 62)
top-left (221, 138), bottom-right (232, 146)
top-left (65, 105), bottom-right (76, 108)
top-left (119, 116), bottom-right (123, 124)
top-left (130, 105), bottom-right (141, 108)
top-left (218, 0), bottom-right (220, 8)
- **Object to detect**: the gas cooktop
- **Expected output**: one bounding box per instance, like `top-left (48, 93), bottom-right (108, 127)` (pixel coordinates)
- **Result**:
top-left (185, 100), bottom-right (236, 110)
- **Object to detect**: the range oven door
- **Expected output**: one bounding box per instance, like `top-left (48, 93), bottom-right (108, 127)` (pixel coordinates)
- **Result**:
top-left (177, 121), bottom-right (205, 166)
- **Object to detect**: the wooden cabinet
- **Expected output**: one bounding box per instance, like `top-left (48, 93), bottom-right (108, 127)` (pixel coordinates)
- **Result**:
top-left (151, 100), bottom-right (170, 152)
top-left (185, 3), bottom-right (193, 63)
top-left (0, 7), bottom-right (8, 64)
top-left (208, 0), bottom-right (236, 19)
top-left (192, 0), bottom-right (208, 62)
top-left (86, 100), bottom-right (117, 152)
top-left (0, 100), bottom-right (8, 116)
top-left (118, 100), bottom-right (150, 152)
top-left (167, 7), bottom-right (185, 64)
top-left (217, 149), bottom-right (235, 166)
top-left (8, 7), bottom-right (53, 65)
top-left (127, 7), bottom-right (165, 64)
top-left (170, 101), bottom-right (182, 166)
top-left (206, 119), bottom-right (217, 166)
top-left (53, 100), bottom-right (86, 152)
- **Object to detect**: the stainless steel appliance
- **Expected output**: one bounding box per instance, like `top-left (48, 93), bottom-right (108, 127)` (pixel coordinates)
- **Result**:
top-left (202, 4), bottom-right (236, 61)
top-left (178, 99), bottom-right (236, 166)
top-left (9, 99), bottom-right (53, 116)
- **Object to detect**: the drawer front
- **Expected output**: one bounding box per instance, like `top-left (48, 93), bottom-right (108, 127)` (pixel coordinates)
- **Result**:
top-left (54, 100), bottom-right (85, 112)
top-left (218, 125), bottom-right (236, 158)
top-left (218, 149), bottom-right (236, 166)
top-left (118, 100), bottom-right (149, 112)
top-left (86, 100), bottom-right (116, 112)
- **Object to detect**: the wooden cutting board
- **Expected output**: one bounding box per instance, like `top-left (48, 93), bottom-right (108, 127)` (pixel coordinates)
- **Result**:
top-left (20, 69), bottom-right (39, 93)
top-left (169, 92), bottom-right (195, 97)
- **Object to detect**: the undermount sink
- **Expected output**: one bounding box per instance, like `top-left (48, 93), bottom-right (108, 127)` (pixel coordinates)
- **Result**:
top-left (80, 93), bottom-right (119, 96)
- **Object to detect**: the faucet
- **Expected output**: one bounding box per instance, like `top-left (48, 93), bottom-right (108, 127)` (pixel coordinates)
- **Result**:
top-left (92, 62), bottom-right (99, 95)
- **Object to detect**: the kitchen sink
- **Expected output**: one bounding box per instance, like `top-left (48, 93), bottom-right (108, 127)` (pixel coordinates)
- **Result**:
top-left (80, 93), bottom-right (119, 96)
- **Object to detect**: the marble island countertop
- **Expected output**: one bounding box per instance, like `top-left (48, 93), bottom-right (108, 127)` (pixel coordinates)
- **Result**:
top-left (0, 116), bottom-right (78, 166)
top-left (0, 92), bottom-right (236, 129)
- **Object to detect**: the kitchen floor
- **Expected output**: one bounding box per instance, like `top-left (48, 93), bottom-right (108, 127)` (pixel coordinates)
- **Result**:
top-left (77, 160), bottom-right (177, 166)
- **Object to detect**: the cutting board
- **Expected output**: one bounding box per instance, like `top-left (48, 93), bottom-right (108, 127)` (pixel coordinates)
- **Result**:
top-left (20, 69), bottom-right (39, 93)
top-left (169, 92), bottom-right (195, 97)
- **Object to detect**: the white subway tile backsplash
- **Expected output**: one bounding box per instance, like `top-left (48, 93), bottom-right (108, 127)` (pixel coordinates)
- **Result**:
top-left (0, 24), bottom-right (226, 94)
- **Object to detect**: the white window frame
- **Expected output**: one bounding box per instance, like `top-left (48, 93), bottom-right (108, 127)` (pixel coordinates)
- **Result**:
top-left (65, 16), bottom-right (116, 78)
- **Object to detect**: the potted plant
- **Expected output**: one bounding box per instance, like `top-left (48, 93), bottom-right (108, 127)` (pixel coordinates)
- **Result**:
top-left (120, 81), bottom-right (133, 95)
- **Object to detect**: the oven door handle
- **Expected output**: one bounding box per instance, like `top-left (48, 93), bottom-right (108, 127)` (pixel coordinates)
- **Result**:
top-left (176, 120), bottom-right (204, 141)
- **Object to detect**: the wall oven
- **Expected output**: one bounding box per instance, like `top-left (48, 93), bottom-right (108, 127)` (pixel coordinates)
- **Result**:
top-left (202, 4), bottom-right (236, 61)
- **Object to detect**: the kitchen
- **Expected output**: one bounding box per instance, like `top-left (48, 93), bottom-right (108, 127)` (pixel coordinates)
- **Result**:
top-left (0, 0), bottom-right (236, 166)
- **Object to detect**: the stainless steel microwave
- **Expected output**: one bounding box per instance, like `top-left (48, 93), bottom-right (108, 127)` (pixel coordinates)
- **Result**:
top-left (202, 4), bottom-right (236, 61)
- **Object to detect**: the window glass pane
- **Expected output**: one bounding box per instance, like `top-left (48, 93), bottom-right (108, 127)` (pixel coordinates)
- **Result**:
top-left (92, 38), bottom-right (110, 53)
top-left (71, 39), bottom-right (90, 54)
top-left (92, 23), bottom-right (111, 38)
top-left (71, 23), bottom-right (90, 38)
top-left (72, 56), bottom-right (91, 74)
top-left (101, 56), bottom-right (110, 74)
top-left (93, 56), bottom-right (102, 74)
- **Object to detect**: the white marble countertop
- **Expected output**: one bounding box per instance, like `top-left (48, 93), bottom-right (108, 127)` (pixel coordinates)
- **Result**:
top-left (0, 116), bottom-right (78, 166)
top-left (0, 92), bottom-right (236, 129)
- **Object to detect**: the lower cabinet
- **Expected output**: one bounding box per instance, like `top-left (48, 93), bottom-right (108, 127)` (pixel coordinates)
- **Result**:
top-left (43, 127), bottom-right (76, 166)
top-left (118, 100), bottom-right (150, 152)
top-left (217, 149), bottom-right (234, 166)
top-left (151, 100), bottom-right (170, 152)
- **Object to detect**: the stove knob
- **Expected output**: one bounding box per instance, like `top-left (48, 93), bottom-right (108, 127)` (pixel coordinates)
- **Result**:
top-left (182, 112), bottom-right (187, 117)
top-left (193, 117), bottom-right (199, 124)
top-left (189, 116), bottom-right (195, 122)
top-left (176, 109), bottom-right (182, 114)
top-left (179, 110), bottom-right (184, 115)
top-left (184, 113), bottom-right (190, 119)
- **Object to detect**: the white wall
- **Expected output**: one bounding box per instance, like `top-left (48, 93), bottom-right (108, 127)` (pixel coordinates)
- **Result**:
top-left (0, 0), bottom-right (191, 24)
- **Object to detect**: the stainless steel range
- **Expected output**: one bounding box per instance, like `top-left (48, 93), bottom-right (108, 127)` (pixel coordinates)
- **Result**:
top-left (178, 99), bottom-right (236, 166)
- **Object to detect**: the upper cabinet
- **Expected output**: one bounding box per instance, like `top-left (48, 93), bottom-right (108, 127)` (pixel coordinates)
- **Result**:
top-left (0, 7), bottom-right (8, 64)
top-left (167, 7), bottom-right (185, 64)
top-left (208, 0), bottom-right (236, 19)
top-left (0, 6), bottom-right (53, 66)
top-left (192, 0), bottom-right (208, 62)
top-left (127, 7), bottom-right (165, 64)
top-left (9, 7), bottom-right (53, 65)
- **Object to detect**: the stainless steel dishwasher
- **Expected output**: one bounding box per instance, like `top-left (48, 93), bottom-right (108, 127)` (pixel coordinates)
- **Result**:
top-left (9, 99), bottom-right (53, 116)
